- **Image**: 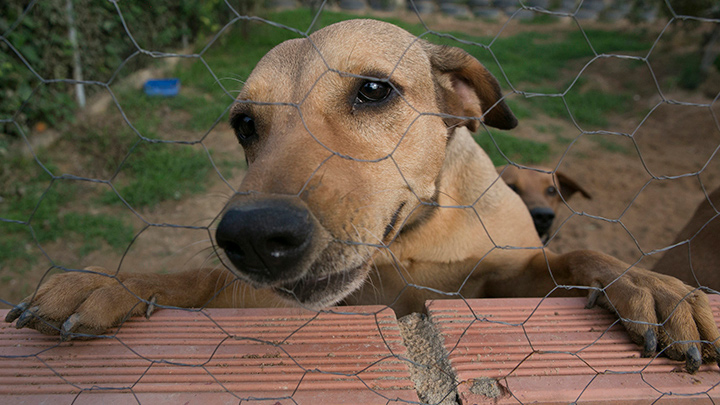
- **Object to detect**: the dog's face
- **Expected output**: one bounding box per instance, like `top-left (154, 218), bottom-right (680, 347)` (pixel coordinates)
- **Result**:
top-left (499, 166), bottom-right (591, 239)
top-left (216, 19), bottom-right (516, 308)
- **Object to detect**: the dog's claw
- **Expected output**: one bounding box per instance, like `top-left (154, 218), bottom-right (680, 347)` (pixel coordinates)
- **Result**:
top-left (642, 329), bottom-right (657, 357)
top-left (145, 295), bottom-right (157, 319)
top-left (686, 345), bottom-right (701, 374)
top-left (15, 306), bottom-right (39, 329)
top-left (5, 302), bottom-right (29, 323)
top-left (585, 288), bottom-right (601, 309)
top-left (60, 313), bottom-right (81, 341)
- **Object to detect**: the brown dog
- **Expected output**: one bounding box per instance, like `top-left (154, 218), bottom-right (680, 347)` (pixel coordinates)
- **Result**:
top-left (498, 165), bottom-right (591, 240)
top-left (6, 19), bottom-right (719, 372)
top-left (653, 186), bottom-right (720, 291)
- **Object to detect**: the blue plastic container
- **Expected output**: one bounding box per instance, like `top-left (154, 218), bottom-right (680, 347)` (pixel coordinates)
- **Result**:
top-left (143, 78), bottom-right (180, 97)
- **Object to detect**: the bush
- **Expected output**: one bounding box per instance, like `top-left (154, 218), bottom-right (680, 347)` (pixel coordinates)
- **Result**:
top-left (0, 0), bottom-right (235, 134)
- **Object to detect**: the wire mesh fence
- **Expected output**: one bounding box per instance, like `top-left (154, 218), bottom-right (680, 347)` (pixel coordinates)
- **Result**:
top-left (1, 0), bottom-right (720, 403)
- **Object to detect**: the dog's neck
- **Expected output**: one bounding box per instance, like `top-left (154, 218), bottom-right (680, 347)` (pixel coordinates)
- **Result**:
top-left (393, 127), bottom-right (508, 261)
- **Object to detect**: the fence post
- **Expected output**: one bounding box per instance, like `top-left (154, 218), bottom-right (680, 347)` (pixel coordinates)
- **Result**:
top-left (66, 0), bottom-right (86, 108)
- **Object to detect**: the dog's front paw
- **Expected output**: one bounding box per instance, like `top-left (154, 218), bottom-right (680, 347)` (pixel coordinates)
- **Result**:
top-left (589, 267), bottom-right (720, 373)
top-left (5, 267), bottom-right (156, 340)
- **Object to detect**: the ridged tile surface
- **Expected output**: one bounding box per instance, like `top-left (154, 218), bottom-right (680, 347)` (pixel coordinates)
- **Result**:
top-left (1, 306), bottom-right (417, 404)
top-left (5, 297), bottom-right (720, 404)
top-left (427, 296), bottom-right (720, 404)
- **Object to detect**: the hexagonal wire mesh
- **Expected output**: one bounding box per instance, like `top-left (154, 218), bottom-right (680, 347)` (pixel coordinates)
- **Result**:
top-left (1, 0), bottom-right (720, 403)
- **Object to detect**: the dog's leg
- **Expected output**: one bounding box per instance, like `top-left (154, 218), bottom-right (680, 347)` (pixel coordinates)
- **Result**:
top-left (5, 266), bottom-right (268, 338)
top-left (527, 250), bottom-right (720, 372)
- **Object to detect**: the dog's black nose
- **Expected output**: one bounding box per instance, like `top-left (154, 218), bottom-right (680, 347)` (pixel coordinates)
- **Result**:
top-left (215, 200), bottom-right (314, 283)
top-left (530, 207), bottom-right (555, 239)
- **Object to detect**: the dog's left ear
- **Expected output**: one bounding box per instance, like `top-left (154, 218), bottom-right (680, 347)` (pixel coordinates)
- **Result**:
top-left (426, 43), bottom-right (517, 131)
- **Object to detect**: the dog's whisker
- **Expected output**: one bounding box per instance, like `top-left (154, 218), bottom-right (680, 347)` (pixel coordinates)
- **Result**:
top-left (182, 245), bottom-right (218, 268)
top-left (354, 223), bottom-right (384, 247)
top-left (228, 274), bottom-right (241, 308)
top-left (345, 223), bottom-right (376, 264)
top-left (218, 76), bottom-right (246, 85)
top-left (214, 265), bottom-right (240, 305)
top-left (225, 271), bottom-right (242, 308)
top-left (180, 239), bottom-right (213, 251)
top-left (348, 224), bottom-right (387, 302)
top-left (364, 254), bottom-right (383, 304)
top-left (348, 223), bottom-right (381, 258)
top-left (198, 256), bottom-right (229, 287)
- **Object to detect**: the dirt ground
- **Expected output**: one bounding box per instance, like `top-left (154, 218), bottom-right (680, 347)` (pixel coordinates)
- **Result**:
top-left (544, 96), bottom-right (720, 268)
top-left (3, 14), bottom-right (720, 306)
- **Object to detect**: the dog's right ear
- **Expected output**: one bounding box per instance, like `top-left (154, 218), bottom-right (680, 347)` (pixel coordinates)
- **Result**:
top-left (556, 171), bottom-right (592, 200)
top-left (425, 43), bottom-right (517, 131)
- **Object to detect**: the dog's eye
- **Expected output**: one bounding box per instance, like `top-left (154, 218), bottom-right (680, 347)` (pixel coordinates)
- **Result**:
top-left (546, 186), bottom-right (557, 196)
top-left (356, 80), bottom-right (392, 104)
top-left (231, 113), bottom-right (257, 144)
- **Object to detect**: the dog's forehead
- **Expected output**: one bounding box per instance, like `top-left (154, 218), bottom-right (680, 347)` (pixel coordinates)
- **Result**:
top-left (309, 19), bottom-right (423, 65)
top-left (239, 19), bottom-right (428, 103)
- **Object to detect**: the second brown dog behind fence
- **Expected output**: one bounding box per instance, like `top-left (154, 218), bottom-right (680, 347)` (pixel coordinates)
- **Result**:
top-left (5, 19), bottom-right (720, 373)
top-left (498, 165), bottom-right (592, 241)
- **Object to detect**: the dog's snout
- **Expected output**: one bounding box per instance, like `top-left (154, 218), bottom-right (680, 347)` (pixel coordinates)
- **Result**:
top-left (529, 207), bottom-right (555, 237)
top-left (216, 201), bottom-right (314, 282)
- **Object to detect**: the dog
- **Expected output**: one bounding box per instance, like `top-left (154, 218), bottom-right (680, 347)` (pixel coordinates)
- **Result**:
top-left (498, 165), bottom-right (591, 240)
top-left (6, 19), bottom-right (719, 372)
top-left (652, 186), bottom-right (720, 292)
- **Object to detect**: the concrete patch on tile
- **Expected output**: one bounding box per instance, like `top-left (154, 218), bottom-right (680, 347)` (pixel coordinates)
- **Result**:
top-left (398, 312), bottom-right (459, 405)
top-left (469, 376), bottom-right (503, 398)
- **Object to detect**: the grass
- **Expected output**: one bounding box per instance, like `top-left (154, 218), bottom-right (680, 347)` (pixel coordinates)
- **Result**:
top-left (534, 123), bottom-right (566, 136)
top-left (429, 28), bottom-right (651, 86)
top-left (504, 99), bottom-right (534, 121)
top-left (675, 52), bottom-right (705, 90)
top-left (0, 133), bottom-right (209, 272)
top-left (553, 133), bottom-right (574, 145)
top-left (165, 94), bottom-right (230, 132)
top-left (517, 70), bottom-right (641, 129)
top-left (587, 134), bottom-right (633, 155)
top-left (565, 89), bottom-right (634, 128)
top-left (114, 89), bottom-right (229, 135)
top-left (474, 130), bottom-right (550, 166)
top-left (521, 86), bottom-right (634, 128)
top-left (0, 225), bottom-right (34, 267)
top-left (521, 14), bottom-right (560, 25)
top-left (103, 142), bottom-right (212, 208)
top-left (0, 155), bottom-right (135, 271)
